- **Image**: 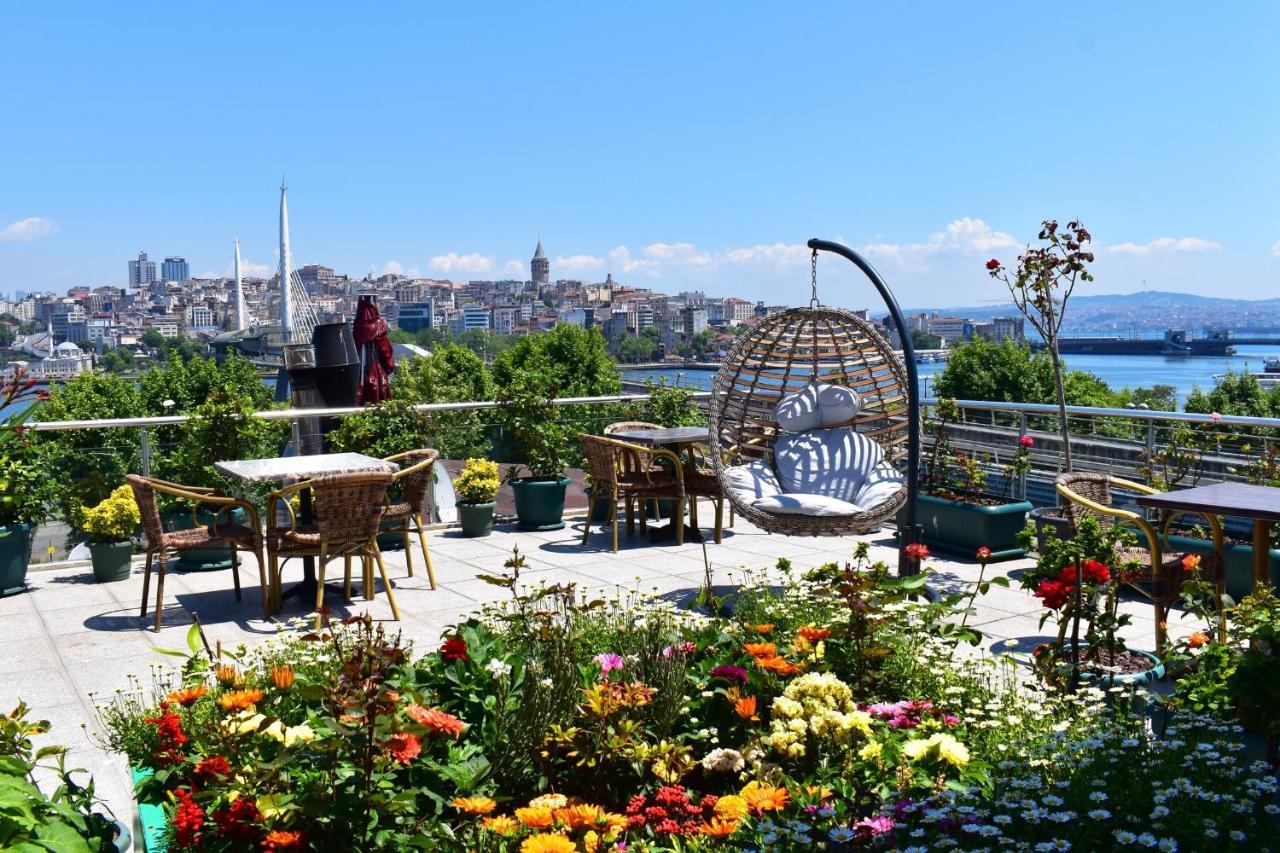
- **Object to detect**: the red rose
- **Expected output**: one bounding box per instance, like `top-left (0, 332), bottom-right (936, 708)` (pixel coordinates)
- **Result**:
top-left (1019, 434), bottom-right (1034, 448)
top-left (976, 546), bottom-right (992, 563)
top-left (440, 635), bottom-right (468, 662)
top-left (1034, 579), bottom-right (1073, 610)
top-left (904, 543), bottom-right (930, 561)
top-left (986, 258), bottom-right (1001, 271)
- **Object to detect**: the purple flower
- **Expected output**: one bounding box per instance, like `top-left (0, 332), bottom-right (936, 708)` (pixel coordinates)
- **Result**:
top-left (709, 665), bottom-right (748, 683)
top-left (853, 815), bottom-right (894, 836)
top-left (867, 700), bottom-right (910, 718)
top-left (594, 652), bottom-right (625, 674)
top-left (944, 714), bottom-right (960, 726)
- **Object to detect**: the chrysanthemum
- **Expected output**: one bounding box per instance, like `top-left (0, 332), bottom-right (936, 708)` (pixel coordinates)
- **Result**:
top-left (796, 625), bottom-right (831, 643)
top-left (740, 781), bottom-right (789, 813)
top-left (520, 834), bottom-right (576, 853)
top-left (453, 796), bottom-right (497, 815)
top-left (699, 817), bottom-right (738, 837)
top-left (217, 688), bottom-right (265, 712)
top-left (383, 732), bottom-right (422, 764)
top-left (515, 806), bottom-right (555, 829)
top-left (743, 641), bottom-right (777, 658)
top-left (556, 803), bottom-right (605, 829)
top-left (405, 704), bottom-right (467, 738)
top-left (714, 794), bottom-right (749, 821)
top-left (481, 815), bottom-right (520, 834)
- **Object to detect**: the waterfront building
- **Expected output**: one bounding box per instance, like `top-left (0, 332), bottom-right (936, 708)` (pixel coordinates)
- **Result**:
top-left (531, 240), bottom-right (549, 286)
top-left (724, 297), bottom-right (754, 325)
top-left (128, 251), bottom-right (158, 286)
top-left (186, 305), bottom-right (215, 329)
top-left (161, 256), bottom-right (190, 282)
top-left (398, 301), bottom-right (434, 333)
top-left (13, 340), bottom-right (93, 380)
top-left (493, 305), bottom-right (520, 335)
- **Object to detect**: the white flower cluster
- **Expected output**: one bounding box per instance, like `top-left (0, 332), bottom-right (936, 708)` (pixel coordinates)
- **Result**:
top-left (764, 672), bottom-right (871, 759)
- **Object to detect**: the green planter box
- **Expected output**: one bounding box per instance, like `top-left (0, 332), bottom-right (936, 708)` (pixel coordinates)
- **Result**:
top-left (0, 523), bottom-right (34, 596)
top-left (511, 478), bottom-right (570, 531)
top-left (1162, 533), bottom-right (1280, 602)
top-left (90, 540), bottom-right (134, 583)
top-left (130, 766), bottom-right (167, 852)
top-left (899, 494), bottom-right (1032, 561)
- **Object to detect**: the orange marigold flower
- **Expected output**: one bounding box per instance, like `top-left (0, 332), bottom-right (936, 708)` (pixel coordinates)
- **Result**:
top-left (271, 666), bottom-right (296, 690)
top-left (755, 655), bottom-right (801, 676)
top-left (556, 803), bottom-right (605, 829)
top-left (217, 688), bottom-right (264, 712)
top-left (453, 796), bottom-right (497, 815)
top-left (1188, 631), bottom-right (1210, 649)
top-left (750, 623), bottom-right (775, 633)
top-left (796, 625), bottom-right (830, 643)
top-left (481, 815), bottom-right (520, 834)
top-left (699, 817), bottom-right (739, 837)
top-left (733, 695), bottom-right (759, 720)
top-left (742, 641), bottom-right (777, 658)
top-left (213, 663), bottom-right (239, 686)
top-left (515, 806), bottom-right (555, 829)
top-left (740, 781), bottom-right (789, 813)
top-left (167, 685), bottom-right (208, 707)
top-left (383, 732), bottom-right (422, 764)
top-left (520, 834), bottom-right (576, 853)
top-left (405, 704), bottom-right (467, 738)
top-left (1182, 553), bottom-right (1202, 572)
top-left (803, 784), bottom-right (834, 800)
top-left (262, 829), bottom-right (306, 852)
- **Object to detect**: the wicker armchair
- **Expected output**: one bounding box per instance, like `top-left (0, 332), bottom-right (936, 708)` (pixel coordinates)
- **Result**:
top-left (267, 471), bottom-right (398, 628)
top-left (1055, 472), bottom-right (1224, 651)
top-left (381, 449), bottom-right (439, 589)
top-left (579, 434), bottom-right (686, 551)
top-left (126, 475), bottom-right (266, 632)
top-left (604, 421), bottom-right (664, 520)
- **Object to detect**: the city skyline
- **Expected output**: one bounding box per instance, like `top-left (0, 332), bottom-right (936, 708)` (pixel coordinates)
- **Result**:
top-left (2, 4), bottom-right (1278, 308)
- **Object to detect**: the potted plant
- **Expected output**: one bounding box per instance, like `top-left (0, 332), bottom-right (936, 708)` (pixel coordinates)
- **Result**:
top-left (453, 458), bottom-right (500, 537)
top-left (899, 397), bottom-right (1033, 560)
top-left (499, 382), bottom-right (573, 531)
top-left (77, 485), bottom-right (140, 583)
top-left (0, 367), bottom-right (52, 595)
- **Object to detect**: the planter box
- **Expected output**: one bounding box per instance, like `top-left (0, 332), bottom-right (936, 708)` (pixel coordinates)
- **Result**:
top-left (90, 540), bottom-right (134, 583)
top-left (898, 494), bottom-right (1032, 561)
top-left (1162, 533), bottom-right (1280, 602)
top-left (0, 523), bottom-right (34, 596)
top-left (130, 766), bottom-right (167, 852)
top-left (511, 478), bottom-right (570, 531)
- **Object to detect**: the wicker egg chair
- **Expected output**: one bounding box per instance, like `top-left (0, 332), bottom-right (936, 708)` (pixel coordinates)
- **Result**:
top-left (708, 239), bottom-right (923, 552)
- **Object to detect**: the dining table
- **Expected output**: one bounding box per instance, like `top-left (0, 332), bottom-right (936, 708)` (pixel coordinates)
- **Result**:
top-left (608, 426), bottom-right (712, 542)
top-left (215, 452), bottom-right (399, 609)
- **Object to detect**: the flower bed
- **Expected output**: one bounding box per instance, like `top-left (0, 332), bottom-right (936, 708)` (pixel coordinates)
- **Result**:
top-left (83, 546), bottom-right (1280, 851)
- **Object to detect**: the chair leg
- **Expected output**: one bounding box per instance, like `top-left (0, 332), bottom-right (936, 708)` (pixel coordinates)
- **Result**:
top-left (689, 496), bottom-right (700, 530)
top-left (414, 516), bottom-right (436, 589)
top-left (314, 547), bottom-right (328, 629)
top-left (714, 499), bottom-right (723, 544)
top-left (582, 505), bottom-right (593, 545)
top-left (611, 500), bottom-right (619, 553)
top-left (674, 499), bottom-right (685, 546)
top-left (343, 555), bottom-right (354, 603)
top-left (140, 551), bottom-right (154, 618)
top-left (372, 542), bottom-right (401, 621)
top-left (153, 552), bottom-right (167, 633)
top-left (364, 555), bottom-right (375, 601)
top-left (402, 524), bottom-right (414, 578)
top-left (625, 498), bottom-right (635, 537)
top-left (267, 551), bottom-right (279, 614)
top-left (255, 547), bottom-right (269, 620)
top-left (230, 548), bottom-right (243, 602)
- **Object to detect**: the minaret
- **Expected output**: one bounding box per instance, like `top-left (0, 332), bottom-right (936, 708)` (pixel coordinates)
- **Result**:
top-left (234, 238), bottom-right (248, 330)
top-left (531, 238), bottom-right (549, 286)
top-left (278, 182), bottom-right (293, 343)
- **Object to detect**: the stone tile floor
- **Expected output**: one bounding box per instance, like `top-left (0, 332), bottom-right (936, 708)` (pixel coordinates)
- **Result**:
top-left (0, 512), bottom-right (1196, 832)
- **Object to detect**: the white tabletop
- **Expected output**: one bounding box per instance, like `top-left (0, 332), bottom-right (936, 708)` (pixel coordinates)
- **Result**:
top-left (215, 452), bottom-right (398, 484)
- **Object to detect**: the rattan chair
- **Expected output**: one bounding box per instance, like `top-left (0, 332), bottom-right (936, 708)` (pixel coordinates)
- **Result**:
top-left (607, 420), bottom-right (732, 540)
top-left (579, 434), bottom-right (686, 551)
top-left (381, 449), bottom-right (438, 589)
top-left (604, 421), bottom-right (664, 519)
top-left (1056, 472), bottom-right (1224, 651)
top-left (266, 471), bottom-right (399, 628)
top-left (127, 475), bottom-right (266, 632)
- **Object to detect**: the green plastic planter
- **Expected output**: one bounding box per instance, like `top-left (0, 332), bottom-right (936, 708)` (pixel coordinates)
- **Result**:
top-left (511, 478), bottom-right (570, 531)
top-left (1077, 648), bottom-right (1165, 688)
top-left (1162, 533), bottom-right (1280, 602)
top-left (0, 523), bottom-right (34, 596)
top-left (130, 766), bottom-right (167, 852)
top-left (457, 501), bottom-right (496, 537)
top-left (89, 540), bottom-right (134, 583)
top-left (899, 494), bottom-right (1032, 561)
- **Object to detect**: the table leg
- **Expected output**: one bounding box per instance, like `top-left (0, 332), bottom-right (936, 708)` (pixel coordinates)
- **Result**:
top-left (279, 488), bottom-right (323, 606)
top-left (1254, 518), bottom-right (1272, 590)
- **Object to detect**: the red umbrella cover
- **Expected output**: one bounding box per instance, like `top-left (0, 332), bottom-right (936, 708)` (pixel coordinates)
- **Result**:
top-left (354, 298), bottom-right (397, 403)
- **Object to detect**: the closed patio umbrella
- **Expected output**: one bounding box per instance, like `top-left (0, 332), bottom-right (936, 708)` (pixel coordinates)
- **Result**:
top-left (354, 295), bottom-right (396, 404)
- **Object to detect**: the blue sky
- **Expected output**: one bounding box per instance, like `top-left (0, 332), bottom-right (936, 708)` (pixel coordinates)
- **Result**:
top-left (2, 3), bottom-right (1278, 309)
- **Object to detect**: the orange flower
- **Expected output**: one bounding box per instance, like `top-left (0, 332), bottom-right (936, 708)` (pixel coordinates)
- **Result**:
top-left (262, 829), bottom-right (306, 852)
top-left (733, 695), bottom-right (759, 720)
top-left (1182, 553), bottom-right (1202, 572)
top-left (740, 781), bottom-right (789, 813)
top-left (213, 663), bottom-right (239, 686)
top-left (218, 688), bottom-right (264, 712)
top-left (803, 784), bottom-right (834, 800)
top-left (520, 834), bottom-right (576, 853)
top-left (271, 666), bottom-right (296, 690)
top-left (755, 655), bottom-right (801, 676)
top-left (481, 815), bottom-right (520, 834)
top-left (405, 704), bottom-right (467, 738)
top-left (555, 803), bottom-right (605, 829)
top-left (797, 625), bottom-right (830, 643)
top-left (167, 685), bottom-right (208, 707)
top-left (515, 806), bottom-right (556, 829)
top-left (699, 817), bottom-right (739, 837)
top-left (453, 796), bottom-right (497, 815)
top-left (1188, 631), bottom-right (1210, 649)
top-left (383, 732), bottom-right (422, 764)
top-left (742, 641), bottom-right (777, 659)
top-left (750, 624), bottom-right (775, 634)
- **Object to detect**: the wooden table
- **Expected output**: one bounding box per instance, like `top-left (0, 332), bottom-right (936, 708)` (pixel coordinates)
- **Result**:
top-left (609, 427), bottom-right (712, 542)
top-left (1136, 482), bottom-right (1280, 589)
top-left (216, 453), bottom-right (398, 606)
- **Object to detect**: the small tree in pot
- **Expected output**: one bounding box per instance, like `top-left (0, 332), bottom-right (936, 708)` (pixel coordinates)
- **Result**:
top-left (77, 485), bottom-right (140, 583)
top-left (453, 458), bottom-right (500, 537)
top-left (499, 377), bottom-right (573, 531)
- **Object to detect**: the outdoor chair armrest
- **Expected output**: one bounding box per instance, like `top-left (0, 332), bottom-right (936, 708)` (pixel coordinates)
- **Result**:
top-left (267, 479), bottom-right (314, 532)
top-left (1056, 480), bottom-right (1162, 557)
top-left (208, 498), bottom-right (262, 538)
top-left (1103, 477), bottom-right (1225, 552)
top-left (146, 477), bottom-right (216, 495)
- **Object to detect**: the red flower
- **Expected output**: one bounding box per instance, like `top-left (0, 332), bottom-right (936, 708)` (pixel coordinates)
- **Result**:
top-left (384, 732), bottom-right (423, 764)
top-left (1019, 434), bottom-right (1034, 448)
top-left (193, 755), bottom-right (230, 785)
top-left (143, 704), bottom-right (188, 767)
top-left (262, 830), bottom-right (306, 852)
top-left (440, 635), bottom-right (468, 662)
top-left (986, 258), bottom-right (1001, 271)
top-left (1056, 560), bottom-right (1110, 586)
top-left (903, 543), bottom-right (930, 562)
top-left (1034, 579), bottom-right (1073, 610)
top-left (976, 546), bottom-right (992, 563)
top-left (212, 796), bottom-right (263, 841)
top-left (172, 788), bottom-right (205, 849)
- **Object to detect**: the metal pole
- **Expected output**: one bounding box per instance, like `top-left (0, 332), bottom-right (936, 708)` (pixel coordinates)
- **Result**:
top-left (139, 425), bottom-right (150, 476)
top-left (807, 238), bottom-right (922, 576)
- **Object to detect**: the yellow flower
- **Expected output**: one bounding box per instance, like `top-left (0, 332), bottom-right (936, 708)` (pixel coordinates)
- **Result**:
top-left (739, 781), bottom-right (789, 813)
top-left (714, 795), bottom-right (749, 821)
top-left (528, 793), bottom-right (568, 809)
top-left (515, 806), bottom-right (555, 829)
top-left (481, 815), bottom-right (520, 834)
top-left (520, 833), bottom-right (577, 853)
top-left (859, 740), bottom-right (883, 761)
top-left (453, 796), bottom-right (497, 815)
top-left (903, 733), bottom-right (970, 768)
top-left (582, 830), bottom-right (600, 853)
top-left (555, 803), bottom-right (604, 830)
top-left (283, 723), bottom-right (315, 746)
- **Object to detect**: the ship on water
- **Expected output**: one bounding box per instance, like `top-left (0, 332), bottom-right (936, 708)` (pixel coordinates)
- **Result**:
top-left (1052, 328), bottom-right (1235, 357)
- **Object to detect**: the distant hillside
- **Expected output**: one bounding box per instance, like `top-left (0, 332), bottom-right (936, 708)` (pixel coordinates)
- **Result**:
top-left (902, 291), bottom-right (1280, 333)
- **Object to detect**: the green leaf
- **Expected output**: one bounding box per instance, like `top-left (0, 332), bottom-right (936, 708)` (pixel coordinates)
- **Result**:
top-left (186, 624), bottom-right (201, 655)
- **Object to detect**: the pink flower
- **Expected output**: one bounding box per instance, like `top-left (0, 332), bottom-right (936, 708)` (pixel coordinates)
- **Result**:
top-left (976, 546), bottom-right (992, 563)
top-left (1019, 434), bottom-right (1034, 448)
top-left (903, 543), bottom-right (930, 562)
top-left (709, 665), bottom-right (748, 683)
top-left (594, 652), bottom-right (625, 674)
top-left (1210, 411), bottom-right (1222, 422)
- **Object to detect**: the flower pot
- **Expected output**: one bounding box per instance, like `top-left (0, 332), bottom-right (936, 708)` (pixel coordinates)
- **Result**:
top-left (162, 509), bottom-right (238, 572)
top-left (1029, 505), bottom-right (1072, 553)
top-left (897, 494), bottom-right (1032, 561)
top-left (0, 523), bottom-right (34, 596)
top-left (1076, 647), bottom-right (1166, 687)
top-left (583, 487), bottom-right (613, 522)
top-left (511, 477), bottom-right (570, 531)
top-left (457, 501), bottom-right (496, 537)
top-left (89, 540), bottom-right (134, 583)
top-left (129, 766), bottom-right (166, 852)
top-left (1162, 533), bottom-right (1280, 602)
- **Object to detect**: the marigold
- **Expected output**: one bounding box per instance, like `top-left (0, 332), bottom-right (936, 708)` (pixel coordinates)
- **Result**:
top-left (750, 623), bottom-right (774, 633)
top-left (515, 806), bottom-right (556, 829)
top-left (453, 796), bottom-right (497, 815)
top-left (217, 688), bottom-right (264, 713)
top-left (1188, 631), bottom-right (1210, 649)
top-left (1182, 553), bottom-right (1202, 572)
top-left (742, 641), bottom-right (777, 658)
top-left (383, 732), bottom-right (422, 764)
top-left (699, 817), bottom-right (738, 837)
top-left (271, 665), bottom-right (296, 690)
top-left (167, 685), bottom-right (208, 707)
top-left (755, 655), bottom-right (801, 676)
top-left (713, 794), bottom-right (749, 821)
top-left (556, 803), bottom-right (605, 829)
top-left (733, 695), bottom-right (759, 720)
top-left (405, 704), bottom-right (467, 738)
top-left (481, 815), bottom-right (521, 834)
top-left (213, 663), bottom-right (238, 685)
top-left (520, 834), bottom-right (577, 853)
top-left (796, 625), bottom-right (831, 643)
top-left (740, 781), bottom-right (789, 813)
top-left (261, 829), bottom-right (306, 852)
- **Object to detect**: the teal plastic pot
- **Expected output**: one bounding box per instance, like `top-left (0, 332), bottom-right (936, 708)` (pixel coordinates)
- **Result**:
top-left (130, 766), bottom-right (166, 852)
top-left (457, 501), bottom-right (496, 537)
top-left (511, 478), bottom-right (570, 531)
top-left (1076, 647), bottom-right (1165, 688)
top-left (89, 540), bottom-right (134, 583)
top-left (583, 488), bottom-right (612, 522)
top-left (0, 523), bottom-right (33, 596)
top-left (898, 494), bottom-right (1032, 561)
top-left (1162, 533), bottom-right (1280, 602)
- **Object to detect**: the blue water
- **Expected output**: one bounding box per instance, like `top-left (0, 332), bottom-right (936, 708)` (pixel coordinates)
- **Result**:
top-left (623, 345), bottom-right (1280, 409)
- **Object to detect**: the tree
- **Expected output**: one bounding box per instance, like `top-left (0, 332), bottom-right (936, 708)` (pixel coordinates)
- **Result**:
top-left (911, 329), bottom-right (942, 350)
top-left (615, 329), bottom-right (660, 364)
top-left (1186, 372), bottom-right (1280, 419)
top-left (987, 219), bottom-right (1095, 471)
top-left (491, 324), bottom-right (620, 399)
top-left (141, 329), bottom-right (167, 349)
top-left (934, 338), bottom-right (1115, 408)
top-left (393, 344), bottom-right (497, 459)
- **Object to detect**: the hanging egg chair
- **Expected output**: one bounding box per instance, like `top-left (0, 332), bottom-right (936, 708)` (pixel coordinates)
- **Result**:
top-left (708, 239), bottom-right (923, 561)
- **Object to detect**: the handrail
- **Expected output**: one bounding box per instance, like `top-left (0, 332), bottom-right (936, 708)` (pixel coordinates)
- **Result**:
top-left (922, 397), bottom-right (1280, 430)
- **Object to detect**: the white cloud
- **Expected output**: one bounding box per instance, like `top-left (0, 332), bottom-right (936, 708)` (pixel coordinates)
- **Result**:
top-left (1273, 241), bottom-right (1280, 257)
top-left (503, 260), bottom-right (525, 276)
top-left (862, 217), bottom-right (1018, 263)
top-left (381, 260), bottom-right (421, 277)
top-left (554, 254), bottom-right (607, 273)
top-left (642, 242), bottom-right (712, 266)
top-left (1107, 236), bottom-right (1223, 255)
top-left (722, 242), bottom-right (810, 267)
top-left (608, 245), bottom-right (655, 275)
top-left (0, 216), bottom-right (57, 242)
top-left (428, 252), bottom-right (495, 274)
